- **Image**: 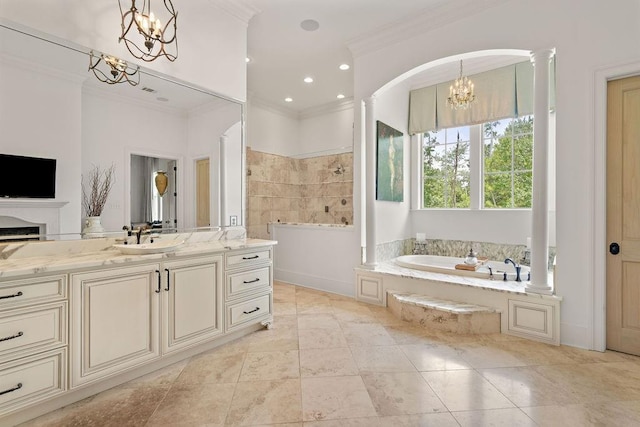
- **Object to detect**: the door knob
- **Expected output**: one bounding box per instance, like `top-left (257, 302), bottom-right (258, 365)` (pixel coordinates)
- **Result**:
top-left (610, 242), bottom-right (620, 255)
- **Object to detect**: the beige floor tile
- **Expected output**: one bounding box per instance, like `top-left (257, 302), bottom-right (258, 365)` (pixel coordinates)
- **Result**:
top-left (421, 370), bottom-right (514, 411)
top-left (298, 328), bottom-right (348, 349)
top-left (22, 385), bottom-right (168, 427)
top-left (298, 313), bottom-right (341, 330)
top-left (341, 322), bottom-right (396, 346)
top-left (146, 383), bottom-right (235, 426)
top-left (367, 306), bottom-right (407, 326)
top-left (274, 301), bottom-right (297, 315)
top-left (400, 343), bottom-right (471, 371)
top-left (452, 408), bottom-right (536, 426)
top-left (378, 413), bottom-right (460, 426)
top-left (244, 327), bottom-right (299, 352)
top-left (300, 347), bottom-right (359, 377)
top-left (176, 350), bottom-right (245, 384)
top-left (361, 372), bottom-right (447, 416)
top-left (479, 366), bottom-right (579, 407)
top-left (522, 401), bottom-right (640, 426)
top-left (535, 361), bottom-right (640, 403)
top-left (455, 342), bottom-right (529, 369)
top-left (383, 324), bottom-right (440, 345)
top-left (226, 379), bottom-right (302, 425)
top-left (350, 345), bottom-right (417, 373)
top-left (239, 350), bottom-right (300, 381)
top-left (303, 417), bottom-right (382, 426)
top-left (271, 314), bottom-right (299, 330)
top-left (301, 376), bottom-right (377, 422)
top-left (297, 302), bottom-right (334, 314)
top-left (122, 358), bottom-right (190, 388)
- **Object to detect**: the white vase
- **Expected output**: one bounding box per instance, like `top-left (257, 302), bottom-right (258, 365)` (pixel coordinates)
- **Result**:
top-left (83, 216), bottom-right (106, 238)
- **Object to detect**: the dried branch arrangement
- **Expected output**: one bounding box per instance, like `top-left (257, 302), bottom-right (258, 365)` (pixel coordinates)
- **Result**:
top-left (82, 164), bottom-right (115, 217)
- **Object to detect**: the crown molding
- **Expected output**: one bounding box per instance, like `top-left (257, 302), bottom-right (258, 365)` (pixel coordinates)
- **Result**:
top-left (299, 98), bottom-right (354, 120)
top-left (249, 95), bottom-right (355, 121)
top-left (248, 96), bottom-right (299, 119)
top-left (0, 53), bottom-right (86, 85)
top-left (207, 0), bottom-right (261, 25)
top-left (347, 0), bottom-right (513, 58)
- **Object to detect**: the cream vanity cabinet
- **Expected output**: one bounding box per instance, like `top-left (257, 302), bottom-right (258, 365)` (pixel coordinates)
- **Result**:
top-left (0, 274), bottom-right (68, 415)
top-left (225, 247), bottom-right (273, 331)
top-left (70, 254), bottom-right (223, 387)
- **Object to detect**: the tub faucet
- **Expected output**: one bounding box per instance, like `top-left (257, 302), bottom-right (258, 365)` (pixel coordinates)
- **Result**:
top-left (504, 258), bottom-right (522, 282)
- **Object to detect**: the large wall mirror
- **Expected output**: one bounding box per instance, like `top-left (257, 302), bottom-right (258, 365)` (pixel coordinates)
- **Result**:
top-left (0, 20), bottom-right (244, 238)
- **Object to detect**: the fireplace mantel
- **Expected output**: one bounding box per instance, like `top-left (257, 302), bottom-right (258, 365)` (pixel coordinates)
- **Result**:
top-left (0, 199), bottom-right (69, 235)
top-left (0, 200), bottom-right (68, 209)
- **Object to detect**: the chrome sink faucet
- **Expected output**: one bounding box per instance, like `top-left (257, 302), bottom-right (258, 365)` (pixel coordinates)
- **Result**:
top-left (504, 258), bottom-right (522, 282)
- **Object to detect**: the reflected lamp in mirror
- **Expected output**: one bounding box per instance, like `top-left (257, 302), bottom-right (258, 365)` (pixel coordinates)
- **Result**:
top-left (88, 51), bottom-right (140, 86)
top-left (118, 0), bottom-right (178, 62)
top-left (155, 170), bottom-right (168, 196)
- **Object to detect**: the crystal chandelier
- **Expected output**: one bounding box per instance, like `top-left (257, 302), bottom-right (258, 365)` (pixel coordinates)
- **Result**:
top-left (88, 51), bottom-right (140, 86)
top-left (447, 60), bottom-right (476, 110)
top-left (118, 0), bottom-right (178, 62)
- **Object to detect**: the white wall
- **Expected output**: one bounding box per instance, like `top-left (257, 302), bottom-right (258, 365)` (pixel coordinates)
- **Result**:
top-left (374, 83), bottom-right (412, 245)
top-left (187, 103), bottom-right (244, 227)
top-left (351, 0), bottom-right (640, 349)
top-left (0, 0), bottom-right (249, 101)
top-left (81, 88), bottom-right (188, 232)
top-left (0, 57), bottom-right (83, 234)
top-left (246, 103), bottom-right (299, 156)
top-left (271, 224), bottom-right (360, 297)
top-left (298, 105), bottom-right (354, 156)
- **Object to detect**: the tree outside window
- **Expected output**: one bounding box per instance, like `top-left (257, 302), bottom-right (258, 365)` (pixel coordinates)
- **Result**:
top-left (421, 115), bottom-right (533, 209)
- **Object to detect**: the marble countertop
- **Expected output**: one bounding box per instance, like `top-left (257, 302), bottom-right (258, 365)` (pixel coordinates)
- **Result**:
top-left (0, 232), bottom-right (277, 280)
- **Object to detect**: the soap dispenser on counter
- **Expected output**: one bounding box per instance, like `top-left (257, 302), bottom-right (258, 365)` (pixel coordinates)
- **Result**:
top-left (464, 248), bottom-right (478, 265)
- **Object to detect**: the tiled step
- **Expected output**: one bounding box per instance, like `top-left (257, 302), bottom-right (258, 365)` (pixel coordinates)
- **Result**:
top-left (387, 291), bottom-right (501, 334)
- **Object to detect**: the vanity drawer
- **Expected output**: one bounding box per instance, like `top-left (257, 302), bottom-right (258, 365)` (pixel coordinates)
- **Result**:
top-left (0, 275), bottom-right (67, 310)
top-left (226, 249), bottom-right (271, 269)
top-left (0, 348), bottom-right (67, 415)
top-left (0, 302), bottom-right (67, 364)
top-left (226, 267), bottom-right (271, 300)
top-left (226, 293), bottom-right (271, 331)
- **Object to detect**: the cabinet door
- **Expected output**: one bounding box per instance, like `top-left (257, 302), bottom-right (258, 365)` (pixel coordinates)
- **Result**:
top-left (162, 255), bottom-right (222, 354)
top-left (70, 264), bottom-right (161, 388)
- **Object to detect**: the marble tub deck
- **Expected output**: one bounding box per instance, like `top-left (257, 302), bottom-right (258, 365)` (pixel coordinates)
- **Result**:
top-left (18, 281), bottom-right (640, 426)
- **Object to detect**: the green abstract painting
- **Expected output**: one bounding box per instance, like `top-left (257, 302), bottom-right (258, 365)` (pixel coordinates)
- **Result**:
top-left (376, 121), bottom-right (403, 202)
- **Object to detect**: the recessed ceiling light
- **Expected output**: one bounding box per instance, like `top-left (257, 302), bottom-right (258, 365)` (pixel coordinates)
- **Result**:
top-left (337, 94), bottom-right (345, 99)
top-left (245, 57), bottom-right (251, 63)
top-left (339, 64), bottom-right (350, 70)
top-left (157, 97), bottom-right (169, 102)
top-left (300, 19), bottom-right (320, 31)
top-left (304, 77), bottom-right (314, 83)
top-left (285, 97), bottom-right (293, 102)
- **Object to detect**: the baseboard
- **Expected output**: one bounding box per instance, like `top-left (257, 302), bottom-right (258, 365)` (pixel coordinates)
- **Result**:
top-left (274, 268), bottom-right (355, 297)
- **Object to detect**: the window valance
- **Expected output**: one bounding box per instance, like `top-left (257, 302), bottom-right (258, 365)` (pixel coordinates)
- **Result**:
top-left (408, 59), bottom-right (555, 135)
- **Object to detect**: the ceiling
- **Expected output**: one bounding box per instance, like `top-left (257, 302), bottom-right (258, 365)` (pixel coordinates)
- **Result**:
top-left (243, 0), bottom-right (451, 113)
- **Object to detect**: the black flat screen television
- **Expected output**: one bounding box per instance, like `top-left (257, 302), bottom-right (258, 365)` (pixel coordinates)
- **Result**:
top-left (0, 154), bottom-right (57, 198)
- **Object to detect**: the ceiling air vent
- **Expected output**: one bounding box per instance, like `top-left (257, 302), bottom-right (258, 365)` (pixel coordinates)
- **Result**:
top-left (141, 87), bottom-right (157, 93)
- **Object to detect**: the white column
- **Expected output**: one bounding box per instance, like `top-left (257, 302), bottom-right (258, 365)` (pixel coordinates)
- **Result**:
top-left (527, 49), bottom-right (554, 294)
top-left (364, 96), bottom-right (377, 268)
top-left (219, 134), bottom-right (228, 226)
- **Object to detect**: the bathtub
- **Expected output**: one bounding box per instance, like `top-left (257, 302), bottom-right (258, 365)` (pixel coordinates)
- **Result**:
top-left (394, 254), bottom-right (530, 282)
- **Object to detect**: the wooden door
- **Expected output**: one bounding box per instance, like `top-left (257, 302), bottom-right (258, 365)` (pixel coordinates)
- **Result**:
top-left (196, 158), bottom-right (210, 227)
top-left (607, 75), bottom-right (640, 355)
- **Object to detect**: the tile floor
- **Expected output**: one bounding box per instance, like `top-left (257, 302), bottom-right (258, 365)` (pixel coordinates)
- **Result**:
top-left (20, 281), bottom-right (640, 426)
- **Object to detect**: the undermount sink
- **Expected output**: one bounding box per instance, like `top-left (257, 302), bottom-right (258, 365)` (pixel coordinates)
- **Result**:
top-left (113, 240), bottom-right (185, 255)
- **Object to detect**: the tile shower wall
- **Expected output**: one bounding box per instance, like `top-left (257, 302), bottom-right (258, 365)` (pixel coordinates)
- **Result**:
top-left (246, 148), bottom-right (353, 239)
